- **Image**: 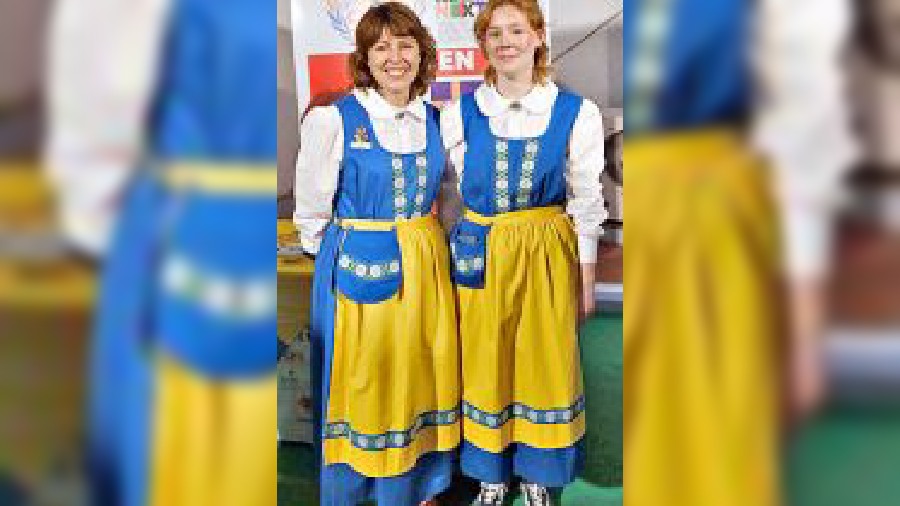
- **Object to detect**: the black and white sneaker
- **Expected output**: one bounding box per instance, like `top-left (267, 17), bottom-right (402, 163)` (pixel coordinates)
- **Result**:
top-left (472, 482), bottom-right (508, 506)
top-left (520, 482), bottom-right (552, 506)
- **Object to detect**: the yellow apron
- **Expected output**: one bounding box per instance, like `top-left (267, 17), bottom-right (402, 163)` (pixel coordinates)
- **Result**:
top-left (624, 130), bottom-right (781, 506)
top-left (459, 206), bottom-right (586, 452)
top-left (323, 215), bottom-right (461, 477)
top-left (149, 356), bottom-right (277, 506)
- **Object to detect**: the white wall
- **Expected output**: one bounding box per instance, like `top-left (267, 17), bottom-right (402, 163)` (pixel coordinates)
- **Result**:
top-left (550, 0), bottom-right (622, 120)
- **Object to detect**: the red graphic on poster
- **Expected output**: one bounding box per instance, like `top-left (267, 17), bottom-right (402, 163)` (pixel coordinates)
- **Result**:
top-left (308, 53), bottom-right (352, 106)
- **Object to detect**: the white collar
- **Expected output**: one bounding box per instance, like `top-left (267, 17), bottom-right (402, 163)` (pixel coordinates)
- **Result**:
top-left (474, 81), bottom-right (558, 117)
top-left (354, 88), bottom-right (427, 121)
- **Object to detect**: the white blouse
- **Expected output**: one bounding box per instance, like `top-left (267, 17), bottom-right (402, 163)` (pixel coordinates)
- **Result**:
top-left (292, 88), bottom-right (429, 254)
top-left (44, 0), bottom-right (172, 257)
top-left (754, 0), bottom-right (859, 280)
top-left (440, 82), bottom-right (607, 265)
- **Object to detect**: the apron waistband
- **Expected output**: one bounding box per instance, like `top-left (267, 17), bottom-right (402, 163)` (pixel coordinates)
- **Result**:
top-left (161, 163), bottom-right (277, 195)
top-left (463, 206), bottom-right (565, 226)
top-left (624, 128), bottom-right (747, 168)
top-left (335, 214), bottom-right (436, 231)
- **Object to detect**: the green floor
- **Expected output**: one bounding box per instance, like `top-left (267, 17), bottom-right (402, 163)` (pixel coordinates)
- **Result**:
top-left (786, 406), bottom-right (900, 506)
top-left (278, 313), bottom-right (624, 506)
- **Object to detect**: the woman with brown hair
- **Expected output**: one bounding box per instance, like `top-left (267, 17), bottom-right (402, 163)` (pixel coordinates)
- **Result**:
top-left (294, 3), bottom-right (459, 505)
top-left (440, 0), bottom-right (606, 504)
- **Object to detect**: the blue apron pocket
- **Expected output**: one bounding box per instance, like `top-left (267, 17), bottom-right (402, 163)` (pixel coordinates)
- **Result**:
top-left (154, 191), bottom-right (277, 379)
top-left (450, 219), bottom-right (489, 289)
top-left (334, 228), bottom-right (402, 304)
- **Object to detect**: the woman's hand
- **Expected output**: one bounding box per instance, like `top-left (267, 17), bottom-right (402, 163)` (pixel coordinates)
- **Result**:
top-left (786, 278), bottom-right (828, 427)
top-left (579, 263), bottom-right (597, 323)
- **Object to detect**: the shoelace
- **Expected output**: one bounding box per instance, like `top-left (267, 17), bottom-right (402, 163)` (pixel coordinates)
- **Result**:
top-left (475, 483), bottom-right (508, 506)
top-left (521, 483), bottom-right (552, 506)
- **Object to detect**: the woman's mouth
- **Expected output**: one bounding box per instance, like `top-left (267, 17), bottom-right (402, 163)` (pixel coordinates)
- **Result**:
top-left (496, 50), bottom-right (520, 62)
top-left (383, 67), bottom-right (410, 78)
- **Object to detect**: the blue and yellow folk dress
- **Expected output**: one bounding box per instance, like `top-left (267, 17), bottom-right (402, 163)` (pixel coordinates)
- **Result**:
top-left (86, 1), bottom-right (277, 505)
top-left (308, 94), bottom-right (461, 505)
top-left (448, 87), bottom-right (588, 487)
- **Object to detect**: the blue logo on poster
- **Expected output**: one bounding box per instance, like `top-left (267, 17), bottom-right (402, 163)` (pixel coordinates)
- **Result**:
top-left (323, 0), bottom-right (427, 41)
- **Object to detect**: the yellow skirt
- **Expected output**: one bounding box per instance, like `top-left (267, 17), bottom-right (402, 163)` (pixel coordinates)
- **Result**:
top-left (458, 207), bottom-right (585, 452)
top-left (324, 215), bottom-right (461, 477)
top-left (148, 355), bottom-right (276, 506)
top-left (624, 130), bottom-right (781, 506)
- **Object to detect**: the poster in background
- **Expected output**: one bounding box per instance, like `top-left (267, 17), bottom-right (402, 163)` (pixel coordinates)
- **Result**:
top-left (291, 0), bottom-right (550, 112)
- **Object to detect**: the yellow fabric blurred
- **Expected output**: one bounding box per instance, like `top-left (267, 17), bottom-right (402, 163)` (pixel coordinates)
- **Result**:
top-left (148, 355), bottom-right (277, 506)
top-left (624, 130), bottom-right (781, 506)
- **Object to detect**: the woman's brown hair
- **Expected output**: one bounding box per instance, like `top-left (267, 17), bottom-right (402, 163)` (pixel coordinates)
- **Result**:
top-left (474, 0), bottom-right (552, 85)
top-left (349, 2), bottom-right (438, 98)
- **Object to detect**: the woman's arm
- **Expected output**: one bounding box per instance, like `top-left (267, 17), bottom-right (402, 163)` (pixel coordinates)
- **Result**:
top-left (567, 98), bottom-right (608, 321)
top-left (566, 99), bottom-right (607, 319)
top-left (754, 0), bottom-right (859, 421)
top-left (292, 105), bottom-right (343, 255)
top-left (44, 0), bottom-right (172, 258)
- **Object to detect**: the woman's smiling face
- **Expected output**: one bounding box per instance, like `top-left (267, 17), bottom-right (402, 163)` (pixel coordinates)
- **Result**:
top-left (367, 28), bottom-right (421, 96)
top-left (482, 4), bottom-right (543, 80)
